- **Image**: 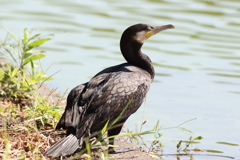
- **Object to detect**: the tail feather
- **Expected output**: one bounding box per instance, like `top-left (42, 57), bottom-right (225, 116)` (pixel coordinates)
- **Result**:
top-left (44, 134), bottom-right (79, 157)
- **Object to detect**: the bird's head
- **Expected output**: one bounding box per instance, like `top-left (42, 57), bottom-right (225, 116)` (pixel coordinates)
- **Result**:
top-left (121, 23), bottom-right (175, 44)
top-left (120, 23), bottom-right (175, 78)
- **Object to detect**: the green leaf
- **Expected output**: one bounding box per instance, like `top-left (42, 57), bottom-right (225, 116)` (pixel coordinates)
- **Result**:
top-left (28, 33), bottom-right (41, 43)
top-left (193, 136), bottom-right (203, 141)
top-left (177, 140), bottom-right (182, 149)
top-left (26, 79), bottom-right (38, 84)
top-left (84, 140), bottom-right (92, 158)
top-left (24, 54), bottom-right (45, 65)
top-left (111, 99), bottom-right (132, 126)
top-left (4, 47), bottom-right (18, 64)
top-left (96, 119), bottom-right (110, 142)
top-left (3, 26), bottom-right (21, 46)
top-left (35, 71), bottom-right (45, 81)
top-left (30, 60), bottom-right (35, 75)
top-left (28, 38), bottom-right (51, 48)
top-left (36, 76), bottom-right (53, 82)
top-left (152, 120), bottom-right (159, 131)
top-left (10, 67), bottom-right (18, 79)
top-left (23, 30), bottom-right (29, 45)
top-left (23, 52), bottom-right (32, 59)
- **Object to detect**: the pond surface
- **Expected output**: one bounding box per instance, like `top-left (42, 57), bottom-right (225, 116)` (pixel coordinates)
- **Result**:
top-left (1, 0), bottom-right (240, 159)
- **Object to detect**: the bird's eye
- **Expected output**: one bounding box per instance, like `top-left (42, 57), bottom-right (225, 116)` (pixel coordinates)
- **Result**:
top-left (145, 27), bottom-right (150, 31)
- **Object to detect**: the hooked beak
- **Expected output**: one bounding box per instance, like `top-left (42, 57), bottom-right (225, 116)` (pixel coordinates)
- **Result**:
top-left (144, 24), bottom-right (175, 38)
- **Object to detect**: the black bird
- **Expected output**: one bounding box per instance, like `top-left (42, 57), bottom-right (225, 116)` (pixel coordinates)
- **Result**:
top-left (44, 23), bottom-right (174, 157)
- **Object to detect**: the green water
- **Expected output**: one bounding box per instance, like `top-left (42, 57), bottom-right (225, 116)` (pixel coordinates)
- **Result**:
top-left (0, 0), bottom-right (240, 159)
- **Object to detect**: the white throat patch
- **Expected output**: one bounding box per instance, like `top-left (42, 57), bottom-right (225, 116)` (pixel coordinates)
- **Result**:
top-left (134, 31), bottom-right (148, 43)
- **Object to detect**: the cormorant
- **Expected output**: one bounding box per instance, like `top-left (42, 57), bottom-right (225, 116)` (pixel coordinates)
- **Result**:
top-left (44, 23), bottom-right (174, 157)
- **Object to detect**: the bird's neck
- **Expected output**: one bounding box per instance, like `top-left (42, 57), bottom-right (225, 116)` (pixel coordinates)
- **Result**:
top-left (120, 40), bottom-right (155, 79)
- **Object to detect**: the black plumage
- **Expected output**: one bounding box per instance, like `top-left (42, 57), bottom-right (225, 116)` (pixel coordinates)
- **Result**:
top-left (44, 23), bottom-right (174, 157)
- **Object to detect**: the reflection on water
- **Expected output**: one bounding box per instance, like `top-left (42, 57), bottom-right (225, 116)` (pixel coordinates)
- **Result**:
top-left (0, 0), bottom-right (240, 159)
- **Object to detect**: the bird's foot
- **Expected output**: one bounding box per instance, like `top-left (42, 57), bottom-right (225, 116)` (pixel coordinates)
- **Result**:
top-left (108, 148), bottom-right (117, 154)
